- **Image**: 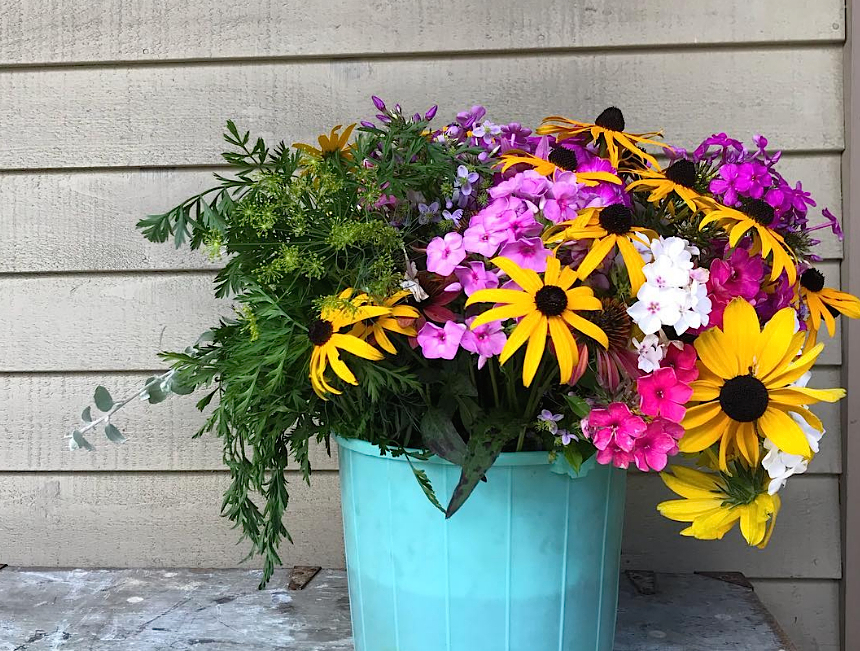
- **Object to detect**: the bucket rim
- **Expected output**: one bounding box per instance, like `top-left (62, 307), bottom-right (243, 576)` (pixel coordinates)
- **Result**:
top-left (334, 435), bottom-right (596, 471)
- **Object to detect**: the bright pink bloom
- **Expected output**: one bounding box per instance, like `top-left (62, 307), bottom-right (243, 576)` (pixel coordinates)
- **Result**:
top-left (426, 233), bottom-right (466, 276)
top-left (454, 261), bottom-right (499, 296)
top-left (461, 318), bottom-right (506, 369)
top-left (542, 181), bottom-right (581, 224)
top-left (498, 237), bottom-right (552, 272)
top-left (595, 440), bottom-right (636, 469)
top-left (463, 220), bottom-right (507, 257)
top-left (637, 368), bottom-right (693, 423)
top-left (632, 418), bottom-right (684, 472)
top-left (490, 169), bottom-right (550, 202)
top-left (584, 403), bottom-right (648, 456)
top-left (661, 343), bottom-right (699, 384)
top-left (416, 321), bottom-right (467, 360)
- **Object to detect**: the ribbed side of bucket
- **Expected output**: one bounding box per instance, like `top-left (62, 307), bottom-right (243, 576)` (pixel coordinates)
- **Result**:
top-left (338, 438), bottom-right (626, 651)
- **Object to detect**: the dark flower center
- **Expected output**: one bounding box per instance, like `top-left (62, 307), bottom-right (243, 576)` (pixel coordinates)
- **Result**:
top-left (598, 204), bottom-right (634, 235)
top-left (719, 374), bottom-right (769, 422)
top-left (308, 319), bottom-right (334, 346)
top-left (664, 160), bottom-right (697, 188)
top-left (583, 298), bottom-right (632, 350)
top-left (535, 285), bottom-right (568, 316)
top-left (595, 107), bottom-right (625, 132)
top-left (800, 268), bottom-right (825, 293)
top-left (740, 199), bottom-right (775, 226)
top-left (548, 146), bottom-right (578, 172)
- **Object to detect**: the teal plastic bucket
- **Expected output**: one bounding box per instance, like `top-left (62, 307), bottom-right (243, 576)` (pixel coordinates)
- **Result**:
top-left (336, 436), bottom-right (627, 651)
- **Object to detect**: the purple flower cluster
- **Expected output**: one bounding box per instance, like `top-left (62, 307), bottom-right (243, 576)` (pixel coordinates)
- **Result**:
top-left (687, 133), bottom-right (840, 243)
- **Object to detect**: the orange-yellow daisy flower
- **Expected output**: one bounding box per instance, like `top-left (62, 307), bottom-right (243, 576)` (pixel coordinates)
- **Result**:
top-left (308, 289), bottom-right (390, 399)
top-left (536, 107), bottom-right (670, 170)
top-left (798, 267), bottom-right (860, 337)
top-left (294, 124), bottom-right (356, 160)
top-left (695, 197), bottom-right (797, 284)
top-left (465, 256), bottom-right (608, 387)
top-left (626, 159), bottom-right (707, 212)
top-left (544, 204), bottom-right (655, 294)
top-left (499, 145), bottom-right (622, 187)
top-left (679, 298), bottom-right (845, 470)
top-left (657, 465), bottom-right (780, 548)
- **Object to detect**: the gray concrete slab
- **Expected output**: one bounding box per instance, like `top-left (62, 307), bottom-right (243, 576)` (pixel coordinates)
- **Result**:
top-left (0, 568), bottom-right (794, 650)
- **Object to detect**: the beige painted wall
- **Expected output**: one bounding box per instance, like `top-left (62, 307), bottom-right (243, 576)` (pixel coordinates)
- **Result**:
top-left (0, 2), bottom-right (846, 649)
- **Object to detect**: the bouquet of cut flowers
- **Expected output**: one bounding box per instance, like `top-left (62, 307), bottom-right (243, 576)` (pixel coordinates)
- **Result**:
top-left (73, 98), bottom-right (858, 584)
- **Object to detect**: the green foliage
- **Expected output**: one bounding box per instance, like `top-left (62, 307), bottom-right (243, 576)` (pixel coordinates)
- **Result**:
top-left (133, 115), bottom-right (492, 587)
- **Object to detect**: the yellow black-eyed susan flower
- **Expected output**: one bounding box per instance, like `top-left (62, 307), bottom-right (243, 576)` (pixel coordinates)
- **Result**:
top-left (536, 107), bottom-right (670, 170)
top-left (657, 465), bottom-right (780, 548)
top-left (798, 267), bottom-right (860, 337)
top-left (679, 298), bottom-right (845, 470)
top-left (294, 124), bottom-right (356, 160)
top-left (695, 197), bottom-right (797, 284)
top-left (626, 159), bottom-right (706, 212)
top-left (465, 256), bottom-right (608, 387)
top-left (308, 289), bottom-right (390, 398)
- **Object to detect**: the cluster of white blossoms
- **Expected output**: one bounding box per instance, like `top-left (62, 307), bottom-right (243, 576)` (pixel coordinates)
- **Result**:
top-left (761, 372), bottom-right (825, 494)
top-left (627, 237), bottom-right (712, 336)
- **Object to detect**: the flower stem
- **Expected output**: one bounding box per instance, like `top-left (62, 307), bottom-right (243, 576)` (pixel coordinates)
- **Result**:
top-left (488, 360), bottom-right (501, 408)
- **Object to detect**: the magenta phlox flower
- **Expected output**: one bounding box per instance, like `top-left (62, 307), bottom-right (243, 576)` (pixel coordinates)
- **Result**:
top-left (416, 321), bottom-right (467, 360)
top-left (454, 261), bottom-right (499, 296)
top-left (755, 271), bottom-right (795, 322)
top-left (585, 403), bottom-right (648, 455)
top-left (637, 367), bottom-right (692, 423)
top-left (541, 181), bottom-right (582, 223)
top-left (460, 317), bottom-right (506, 369)
top-left (661, 343), bottom-right (699, 384)
top-left (426, 233), bottom-right (466, 276)
top-left (490, 169), bottom-right (550, 202)
top-left (498, 237), bottom-right (552, 272)
top-left (632, 418), bottom-right (684, 472)
top-left (709, 161), bottom-right (771, 205)
top-left (692, 133), bottom-right (745, 164)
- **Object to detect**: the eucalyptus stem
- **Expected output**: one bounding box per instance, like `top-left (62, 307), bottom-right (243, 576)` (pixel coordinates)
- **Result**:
top-left (65, 369), bottom-right (176, 442)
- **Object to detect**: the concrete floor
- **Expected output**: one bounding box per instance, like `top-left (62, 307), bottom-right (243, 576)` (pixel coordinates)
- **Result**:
top-left (0, 568), bottom-right (795, 650)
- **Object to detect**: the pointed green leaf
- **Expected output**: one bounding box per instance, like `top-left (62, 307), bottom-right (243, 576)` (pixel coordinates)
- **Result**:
top-left (81, 407), bottom-right (92, 423)
top-left (419, 408), bottom-right (467, 465)
top-left (94, 386), bottom-right (114, 412)
top-left (445, 429), bottom-right (510, 518)
top-left (104, 423), bottom-right (126, 444)
top-left (564, 393), bottom-right (591, 419)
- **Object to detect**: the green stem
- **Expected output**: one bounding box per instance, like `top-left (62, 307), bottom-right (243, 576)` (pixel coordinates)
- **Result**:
top-left (488, 360), bottom-right (501, 409)
top-left (516, 425), bottom-right (527, 453)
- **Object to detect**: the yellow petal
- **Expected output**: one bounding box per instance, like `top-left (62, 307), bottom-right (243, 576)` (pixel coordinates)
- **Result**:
top-left (575, 235), bottom-right (617, 279)
top-left (689, 380), bottom-right (721, 402)
top-left (465, 288), bottom-right (532, 307)
top-left (694, 329), bottom-right (736, 380)
top-left (758, 406), bottom-right (812, 457)
top-left (755, 306), bottom-right (798, 378)
top-left (739, 501), bottom-right (768, 547)
top-left (657, 498), bottom-right (724, 521)
top-left (544, 255), bottom-right (561, 286)
top-left (616, 236), bottom-right (648, 294)
top-left (562, 310), bottom-right (609, 348)
top-left (522, 316), bottom-right (548, 387)
top-left (768, 385), bottom-right (846, 405)
top-left (678, 412), bottom-right (731, 454)
top-left (329, 333), bottom-right (385, 361)
top-left (548, 316), bottom-right (577, 383)
top-left (721, 298), bottom-right (760, 373)
top-left (499, 311), bottom-right (542, 364)
top-left (470, 302), bottom-right (534, 329)
top-left (491, 256), bottom-right (543, 293)
top-left (682, 402), bottom-right (724, 429)
top-left (327, 347), bottom-right (358, 385)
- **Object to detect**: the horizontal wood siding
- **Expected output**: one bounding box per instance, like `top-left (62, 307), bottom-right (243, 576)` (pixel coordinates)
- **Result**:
top-left (0, 0), bottom-right (844, 66)
top-left (0, 4), bottom-right (845, 648)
